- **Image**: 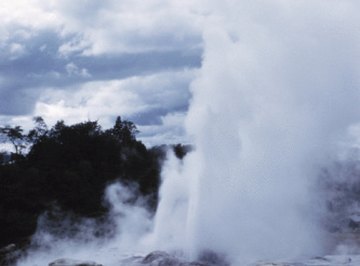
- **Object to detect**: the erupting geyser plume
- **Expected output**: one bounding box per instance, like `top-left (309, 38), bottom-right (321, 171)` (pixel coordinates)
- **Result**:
top-left (13, 1), bottom-right (360, 265)
top-left (152, 1), bottom-right (360, 264)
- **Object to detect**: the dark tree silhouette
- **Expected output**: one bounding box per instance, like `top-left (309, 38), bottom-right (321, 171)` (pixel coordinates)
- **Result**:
top-left (0, 126), bottom-right (26, 156)
top-left (27, 116), bottom-right (48, 143)
top-left (0, 117), bottom-right (163, 249)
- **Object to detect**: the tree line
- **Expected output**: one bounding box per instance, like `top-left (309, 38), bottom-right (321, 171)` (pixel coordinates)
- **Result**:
top-left (0, 116), bottom-right (190, 249)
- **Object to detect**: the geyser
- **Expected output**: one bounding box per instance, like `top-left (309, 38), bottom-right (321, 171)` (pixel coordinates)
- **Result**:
top-left (11, 1), bottom-right (360, 265)
top-left (152, 1), bottom-right (360, 264)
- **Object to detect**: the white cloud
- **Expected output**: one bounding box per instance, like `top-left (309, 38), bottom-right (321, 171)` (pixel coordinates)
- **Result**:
top-left (51, 0), bottom-right (203, 55)
top-left (139, 112), bottom-right (188, 147)
top-left (58, 37), bottom-right (91, 57)
top-left (0, 115), bottom-right (35, 134)
top-left (0, 1), bottom-right (60, 61)
top-left (9, 43), bottom-right (26, 59)
top-left (65, 62), bottom-right (91, 78)
top-left (34, 83), bottom-right (140, 127)
top-left (0, 1), bottom-right (201, 145)
top-left (29, 69), bottom-right (195, 144)
top-left (3, 0), bottom-right (358, 149)
top-left (0, 0), bottom-right (60, 30)
top-left (1, 0), bottom-right (203, 57)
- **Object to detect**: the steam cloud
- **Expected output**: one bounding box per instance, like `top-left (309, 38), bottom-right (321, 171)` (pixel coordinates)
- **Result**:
top-left (153, 0), bottom-right (360, 263)
top-left (15, 1), bottom-right (360, 265)
top-left (16, 183), bottom-right (153, 266)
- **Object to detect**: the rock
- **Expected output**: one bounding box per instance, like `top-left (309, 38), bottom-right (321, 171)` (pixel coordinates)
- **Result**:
top-left (142, 251), bottom-right (183, 265)
top-left (252, 255), bottom-right (360, 266)
top-left (348, 219), bottom-right (360, 230)
top-left (0, 243), bottom-right (16, 254)
top-left (0, 243), bottom-right (20, 265)
top-left (48, 258), bottom-right (103, 266)
top-left (139, 250), bottom-right (228, 266)
top-left (119, 255), bottom-right (143, 265)
top-left (197, 250), bottom-right (229, 266)
top-left (142, 251), bottom-right (171, 264)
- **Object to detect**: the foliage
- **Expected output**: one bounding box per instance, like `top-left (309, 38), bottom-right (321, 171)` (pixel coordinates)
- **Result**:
top-left (0, 126), bottom-right (27, 156)
top-left (0, 116), bottom-right (165, 248)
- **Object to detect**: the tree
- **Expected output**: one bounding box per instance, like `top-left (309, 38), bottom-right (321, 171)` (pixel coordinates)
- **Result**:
top-left (0, 126), bottom-right (26, 155)
top-left (0, 116), bottom-right (164, 249)
top-left (106, 116), bottom-right (139, 144)
top-left (27, 116), bottom-right (48, 143)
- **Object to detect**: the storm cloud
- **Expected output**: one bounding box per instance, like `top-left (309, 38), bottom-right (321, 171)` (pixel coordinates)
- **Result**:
top-left (0, 0), bottom-right (203, 145)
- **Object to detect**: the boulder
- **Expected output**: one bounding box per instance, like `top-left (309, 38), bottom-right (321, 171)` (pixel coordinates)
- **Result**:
top-left (142, 251), bottom-right (182, 266)
top-left (140, 250), bottom-right (224, 266)
top-left (48, 258), bottom-right (103, 266)
top-left (0, 243), bottom-right (16, 254)
top-left (197, 250), bottom-right (229, 266)
top-left (0, 243), bottom-right (19, 265)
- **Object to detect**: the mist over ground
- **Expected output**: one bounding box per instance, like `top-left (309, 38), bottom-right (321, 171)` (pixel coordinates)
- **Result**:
top-left (1, 1), bottom-right (360, 266)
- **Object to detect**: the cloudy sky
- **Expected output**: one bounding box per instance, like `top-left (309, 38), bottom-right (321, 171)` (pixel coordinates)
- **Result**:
top-left (2, 1), bottom-right (360, 148)
top-left (0, 0), bottom-right (204, 146)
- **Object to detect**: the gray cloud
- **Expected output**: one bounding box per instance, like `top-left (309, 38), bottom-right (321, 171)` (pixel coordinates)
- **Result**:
top-left (50, 0), bottom-right (203, 55)
top-left (0, 87), bottom-right (41, 115)
top-left (0, 1), bottom-right (203, 145)
top-left (0, 29), bottom-right (201, 118)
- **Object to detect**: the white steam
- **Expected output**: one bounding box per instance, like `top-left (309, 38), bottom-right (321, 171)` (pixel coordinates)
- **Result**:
top-left (14, 1), bottom-right (360, 265)
top-left (16, 183), bottom-right (153, 266)
top-left (153, 0), bottom-right (360, 263)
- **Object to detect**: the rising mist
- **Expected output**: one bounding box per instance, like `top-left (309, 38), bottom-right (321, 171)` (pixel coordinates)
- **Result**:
top-left (12, 1), bottom-right (360, 265)
top-left (152, 0), bottom-right (360, 263)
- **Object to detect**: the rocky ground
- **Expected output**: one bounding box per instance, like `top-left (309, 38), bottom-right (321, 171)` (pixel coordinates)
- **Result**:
top-left (44, 253), bottom-right (360, 266)
top-left (2, 247), bottom-right (360, 266)
top-left (2, 233), bottom-right (360, 266)
top-left (254, 255), bottom-right (360, 266)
